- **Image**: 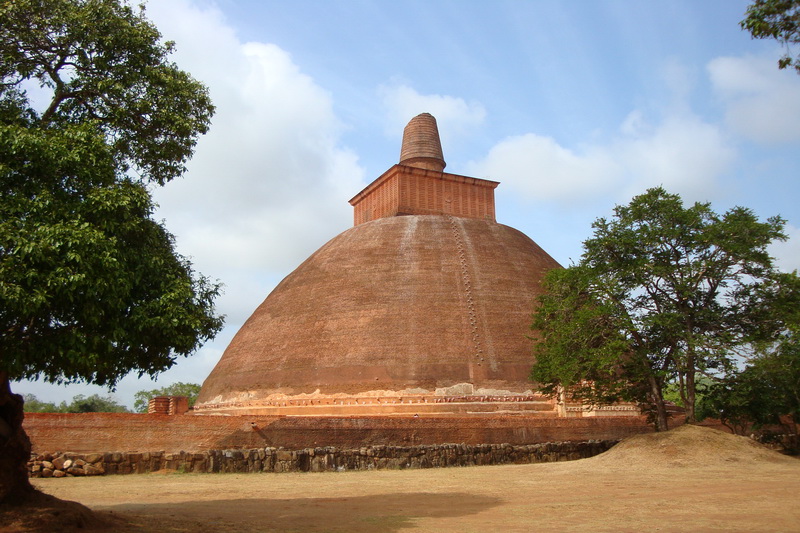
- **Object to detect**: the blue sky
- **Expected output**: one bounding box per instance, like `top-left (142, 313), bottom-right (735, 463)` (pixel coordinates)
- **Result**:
top-left (16, 0), bottom-right (800, 408)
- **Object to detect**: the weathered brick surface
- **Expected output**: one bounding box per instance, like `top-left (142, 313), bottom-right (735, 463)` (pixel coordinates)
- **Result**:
top-left (350, 166), bottom-right (498, 225)
top-left (399, 112), bottom-right (446, 172)
top-left (24, 412), bottom-right (652, 454)
top-left (196, 216), bottom-right (561, 410)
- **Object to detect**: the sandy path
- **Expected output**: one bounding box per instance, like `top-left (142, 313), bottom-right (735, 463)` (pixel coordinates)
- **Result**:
top-left (7, 427), bottom-right (799, 532)
top-left (24, 456), bottom-right (800, 532)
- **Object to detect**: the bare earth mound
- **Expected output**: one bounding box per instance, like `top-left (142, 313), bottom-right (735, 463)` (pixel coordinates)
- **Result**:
top-left (588, 424), bottom-right (796, 469)
top-left (0, 490), bottom-right (119, 533)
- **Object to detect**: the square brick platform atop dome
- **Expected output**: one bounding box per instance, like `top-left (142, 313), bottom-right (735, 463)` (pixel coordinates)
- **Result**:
top-left (349, 164), bottom-right (499, 226)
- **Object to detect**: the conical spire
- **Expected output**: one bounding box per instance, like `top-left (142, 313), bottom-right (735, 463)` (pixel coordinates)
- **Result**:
top-left (399, 113), bottom-right (446, 171)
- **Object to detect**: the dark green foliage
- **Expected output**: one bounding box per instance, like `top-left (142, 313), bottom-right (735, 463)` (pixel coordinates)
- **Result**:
top-left (531, 187), bottom-right (789, 430)
top-left (700, 282), bottom-right (800, 437)
top-left (742, 0), bottom-right (800, 74)
top-left (20, 394), bottom-right (59, 413)
top-left (0, 0), bottom-right (223, 503)
top-left (133, 382), bottom-right (201, 413)
top-left (0, 0), bottom-right (224, 389)
top-left (531, 266), bottom-right (645, 406)
top-left (0, 0), bottom-right (215, 184)
top-left (0, 122), bottom-right (224, 386)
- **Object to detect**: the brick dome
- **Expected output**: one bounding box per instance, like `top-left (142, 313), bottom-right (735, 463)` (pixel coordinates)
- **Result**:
top-left (196, 215), bottom-right (561, 410)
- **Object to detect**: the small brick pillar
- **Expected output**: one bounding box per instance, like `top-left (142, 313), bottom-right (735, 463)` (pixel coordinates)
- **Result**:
top-left (148, 396), bottom-right (189, 415)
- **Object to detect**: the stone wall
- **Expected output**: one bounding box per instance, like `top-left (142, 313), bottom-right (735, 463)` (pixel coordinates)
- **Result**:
top-left (28, 440), bottom-right (617, 477)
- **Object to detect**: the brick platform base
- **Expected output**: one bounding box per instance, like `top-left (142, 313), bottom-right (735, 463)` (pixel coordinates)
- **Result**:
top-left (23, 412), bottom-right (653, 454)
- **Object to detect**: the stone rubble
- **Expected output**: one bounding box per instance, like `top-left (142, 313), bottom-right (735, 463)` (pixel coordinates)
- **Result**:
top-left (28, 439), bottom-right (617, 477)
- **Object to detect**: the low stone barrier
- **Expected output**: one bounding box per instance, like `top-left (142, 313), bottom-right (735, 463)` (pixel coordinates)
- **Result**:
top-left (28, 440), bottom-right (617, 477)
top-left (28, 453), bottom-right (106, 478)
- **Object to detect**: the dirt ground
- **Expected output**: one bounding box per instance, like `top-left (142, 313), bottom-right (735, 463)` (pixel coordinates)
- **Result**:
top-left (4, 426), bottom-right (800, 532)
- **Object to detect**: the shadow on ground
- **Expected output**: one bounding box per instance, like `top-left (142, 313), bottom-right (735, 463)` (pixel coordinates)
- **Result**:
top-left (100, 492), bottom-right (500, 532)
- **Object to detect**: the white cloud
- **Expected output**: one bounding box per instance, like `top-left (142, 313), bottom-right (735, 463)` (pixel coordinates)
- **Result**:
top-left (379, 83), bottom-right (486, 146)
top-left (18, 0), bottom-right (369, 405)
top-left (468, 110), bottom-right (734, 207)
top-left (145, 0), bottom-right (365, 288)
top-left (616, 113), bottom-right (735, 201)
top-left (770, 223), bottom-right (800, 273)
top-left (465, 134), bottom-right (621, 204)
top-left (708, 54), bottom-right (800, 144)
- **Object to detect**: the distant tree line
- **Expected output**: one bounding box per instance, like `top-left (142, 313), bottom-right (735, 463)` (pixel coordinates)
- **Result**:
top-left (23, 393), bottom-right (129, 413)
top-left (22, 382), bottom-right (202, 414)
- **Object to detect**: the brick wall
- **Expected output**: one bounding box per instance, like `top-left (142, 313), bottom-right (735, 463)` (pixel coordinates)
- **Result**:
top-left (23, 412), bottom-right (653, 454)
top-left (350, 165), bottom-right (498, 225)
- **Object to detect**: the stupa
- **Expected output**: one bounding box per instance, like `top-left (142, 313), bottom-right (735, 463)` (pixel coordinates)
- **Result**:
top-left (195, 113), bottom-right (564, 416)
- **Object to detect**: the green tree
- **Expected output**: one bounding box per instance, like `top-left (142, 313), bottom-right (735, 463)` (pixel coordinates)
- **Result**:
top-left (62, 394), bottom-right (130, 413)
top-left (0, 0), bottom-right (223, 503)
top-left (741, 0), bottom-right (800, 74)
top-left (133, 382), bottom-right (202, 413)
top-left (702, 274), bottom-right (800, 437)
top-left (531, 187), bottom-right (788, 431)
top-left (23, 393), bottom-right (130, 412)
top-left (20, 394), bottom-right (60, 413)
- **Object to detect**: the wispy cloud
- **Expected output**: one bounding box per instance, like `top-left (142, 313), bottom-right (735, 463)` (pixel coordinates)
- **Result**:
top-left (708, 54), bottom-right (800, 144)
top-left (467, 103), bottom-right (734, 208)
top-left (379, 83), bottom-right (486, 146)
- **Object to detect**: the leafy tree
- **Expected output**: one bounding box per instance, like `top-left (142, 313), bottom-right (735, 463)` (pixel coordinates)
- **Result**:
top-left (702, 276), bottom-right (800, 438)
top-left (531, 187), bottom-right (788, 431)
top-left (62, 394), bottom-right (130, 413)
top-left (741, 0), bottom-right (800, 74)
top-left (21, 394), bottom-right (60, 413)
top-left (696, 373), bottom-right (768, 435)
top-left (133, 382), bottom-right (201, 413)
top-left (0, 0), bottom-right (223, 503)
top-left (23, 393), bottom-right (130, 413)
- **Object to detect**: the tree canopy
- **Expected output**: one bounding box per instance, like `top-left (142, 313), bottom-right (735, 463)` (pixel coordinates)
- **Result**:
top-left (699, 272), bottom-right (800, 440)
top-left (0, 0), bottom-right (223, 503)
top-left (531, 187), bottom-right (792, 431)
top-left (0, 0), bottom-right (222, 389)
top-left (742, 0), bottom-right (800, 74)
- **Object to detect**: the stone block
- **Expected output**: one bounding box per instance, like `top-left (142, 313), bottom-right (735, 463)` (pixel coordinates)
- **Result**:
top-left (83, 464), bottom-right (103, 476)
top-left (276, 450), bottom-right (293, 462)
top-left (84, 453), bottom-right (103, 464)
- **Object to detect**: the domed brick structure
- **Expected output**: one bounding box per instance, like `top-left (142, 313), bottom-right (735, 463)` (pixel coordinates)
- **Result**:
top-left (195, 114), bottom-right (564, 415)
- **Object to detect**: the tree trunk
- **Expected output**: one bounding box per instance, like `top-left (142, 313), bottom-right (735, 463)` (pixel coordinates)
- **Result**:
top-left (684, 368), bottom-right (696, 424)
top-left (0, 371), bottom-right (35, 504)
top-left (647, 374), bottom-right (670, 432)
